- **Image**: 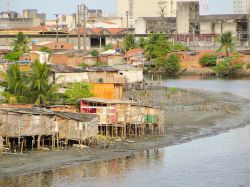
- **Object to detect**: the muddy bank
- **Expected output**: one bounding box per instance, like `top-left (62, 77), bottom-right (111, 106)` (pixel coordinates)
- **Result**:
top-left (0, 88), bottom-right (250, 178)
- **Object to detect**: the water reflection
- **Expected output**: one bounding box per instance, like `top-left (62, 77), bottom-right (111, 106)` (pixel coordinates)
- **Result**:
top-left (0, 149), bottom-right (165, 187)
top-left (1, 125), bottom-right (250, 187)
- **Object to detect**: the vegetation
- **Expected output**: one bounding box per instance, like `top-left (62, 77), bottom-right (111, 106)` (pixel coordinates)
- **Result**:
top-left (199, 53), bottom-right (217, 67)
top-left (247, 63), bottom-right (250, 69)
top-left (39, 46), bottom-right (53, 57)
top-left (123, 34), bottom-right (137, 51)
top-left (11, 32), bottom-right (30, 52)
top-left (0, 61), bottom-right (59, 105)
top-left (155, 54), bottom-right (180, 74)
top-left (212, 57), bottom-right (243, 77)
top-left (93, 61), bottom-right (104, 67)
top-left (104, 43), bottom-right (113, 51)
top-left (64, 83), bottom-right (92, 105)
top-left (217, 32), bottom-right (235, 57)
top-left (138, 37), bottom-right (146, 48)
top-left (91, 49), bottom-right (99, 62)
top-left (4, 51), bottom-right (23, 62)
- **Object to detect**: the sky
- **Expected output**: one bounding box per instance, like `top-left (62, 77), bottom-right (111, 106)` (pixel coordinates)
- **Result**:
top-left (0, 0), bottom-right (233, 19)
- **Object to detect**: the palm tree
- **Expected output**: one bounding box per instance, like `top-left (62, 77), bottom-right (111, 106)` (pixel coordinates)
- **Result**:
top-left (29, 61), bottom-right (59, 105)
top-left (217, 32), bottom-right (235, 57)
top-left (123, 34), bottom-right (137, 51)
top-left (11, 32), bottom-right (30, 52)
top-left (0, 63), bottom-right (29, 104)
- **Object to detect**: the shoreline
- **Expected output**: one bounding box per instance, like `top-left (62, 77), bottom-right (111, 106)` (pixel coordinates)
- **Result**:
top-left (0, 89), bottom-right (250, 179)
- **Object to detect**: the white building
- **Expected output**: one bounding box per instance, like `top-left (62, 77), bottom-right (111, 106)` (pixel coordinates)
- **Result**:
top-left (117, 0), bottom-right (178, 28)
top-left (233, 0), bottom-right (250, 14)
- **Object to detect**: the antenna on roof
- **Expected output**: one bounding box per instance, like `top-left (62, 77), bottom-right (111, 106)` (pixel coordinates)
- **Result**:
top-left (7, 1), bottom-right (10, 12)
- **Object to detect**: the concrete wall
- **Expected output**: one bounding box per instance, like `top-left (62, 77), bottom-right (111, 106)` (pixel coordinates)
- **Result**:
top-left (119, 70), bottom-right (143, 83)
top-left (54, 72), bottom-right (89, 84)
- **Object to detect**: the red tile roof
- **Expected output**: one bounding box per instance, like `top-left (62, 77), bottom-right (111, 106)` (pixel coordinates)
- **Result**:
top-left (124, 48), bottom-right (144, 58)
top-left (69, 27), bottom-right (128, 35)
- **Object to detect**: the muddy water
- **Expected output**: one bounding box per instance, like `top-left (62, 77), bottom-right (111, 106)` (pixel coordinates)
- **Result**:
top-left (1, 125), bottom-right (250, 187)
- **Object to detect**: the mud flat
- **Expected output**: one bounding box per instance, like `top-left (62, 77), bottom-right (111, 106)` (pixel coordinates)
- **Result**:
top-left (0, 88), bottom-right (250, 178)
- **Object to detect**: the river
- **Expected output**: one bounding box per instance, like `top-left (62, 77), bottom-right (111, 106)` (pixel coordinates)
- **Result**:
top-left (1, 77), bottom-right (250, 187)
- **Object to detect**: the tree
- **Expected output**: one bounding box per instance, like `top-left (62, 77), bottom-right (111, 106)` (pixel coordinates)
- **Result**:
top-left (11, 32), bottom-right (30, 52)
top-left (39, 46), bottom-right (53, 57)
top-left (64, 83), bottom-right (92, 104)
top-left (212, 57), bottom-right (243, 77)
top-left (0, 63), bottom-right (29, 104)
top-left (29, 61), bottom-right (59, 105)
top-left (155, 54), bottom-right (180, 74)
top-left (199, 53), bottom-right (217, 67)
top-left (138, 37), bottom-right (146, 48)
top-left (4, 51), bottom-right (23, 62)
top-left (91, 49), bottom-right (99, 62)
top-left (144, 34), bottom-right (171, 59)
top-left (123, 34), bottom-right (137, 51)
top-left (217, 32), bottom-right (235, 57)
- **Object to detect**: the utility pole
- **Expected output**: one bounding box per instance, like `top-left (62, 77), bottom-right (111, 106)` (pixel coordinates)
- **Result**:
top-left (83, 4), bottom-right (87, 52)
top-left (77, 5), bottom-right (81, 50)
top-left (126, 11), bottom-right (129, 29)
top-left (55, 14), bottom-right (59, 42)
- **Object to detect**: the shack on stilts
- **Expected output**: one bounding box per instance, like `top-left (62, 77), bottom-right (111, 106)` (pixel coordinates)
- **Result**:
top-left (80, 98), bottom-right (164, 138)
top-left (0, 108), bottom-right (98, 152)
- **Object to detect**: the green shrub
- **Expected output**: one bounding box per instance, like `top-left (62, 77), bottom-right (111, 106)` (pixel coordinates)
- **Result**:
top-left (199, 53), bottom-right (217, 67)
top-left (39, 46), bottom-right (53, 56)
top-left (165, 54), bottom-right (180, 74)
top-left (91, 49), bottom-right (99, 57)
top-left (212, 57), bottom-right (243, 77)
top-left (4, 51), bottom-right (23, 62)
top-left (246, 63), bottom-right (250, 69)
top-left (93, 61), bottom-right (104, 67)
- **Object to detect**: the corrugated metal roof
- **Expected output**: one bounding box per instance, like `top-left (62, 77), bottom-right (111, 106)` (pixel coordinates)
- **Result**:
top-left (0, 107), bottom-right (97, 122)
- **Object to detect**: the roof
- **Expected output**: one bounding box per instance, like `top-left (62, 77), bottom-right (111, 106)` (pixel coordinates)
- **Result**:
top-left (50, 64), bottom-right (85, 73)
top-left (81, 97), bottom-right (135, 104)
top-left (53, 50), bottom-right (89, 57)
top-left (0, 108), bottom-right (97, 122)
top-left (82, 66), bottom-right (119, 72)
top-left (100, 49), bottom-right (116, 55)
top-left (69, 27), bottom-right (128, 35)
top-left (238, 50), bottom-right (250, 55)
top-left (112, 64), bottom-right (143, 71)
top-left (124, 48), bottom-right (144, 58)
top-left (200, 14), bottom-right (247, 21)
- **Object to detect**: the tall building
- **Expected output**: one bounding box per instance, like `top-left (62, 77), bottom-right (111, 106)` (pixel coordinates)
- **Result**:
top-left (117, 0), bottom-right (178, 28)
top-left (233, 0), bottom-right (250, 14)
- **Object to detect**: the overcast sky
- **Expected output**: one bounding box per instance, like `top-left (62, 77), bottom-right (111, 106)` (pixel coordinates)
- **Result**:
top-left (0, 0), bottom-right (233, 19)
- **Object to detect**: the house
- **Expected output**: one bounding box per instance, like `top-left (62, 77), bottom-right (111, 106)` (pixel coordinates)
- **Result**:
top-left (80, 98), bottom-right (164, 138)
top-left (83, 66), bottom-right (125, 100)
top-left (113, 64), bottom-right (144, 83)
top-left (50, 64), bottom-right (88, 84)
top-left (51, 50), bottom-right (89, 67)
top-left (124, 48), bottom-right (145, 65)
top-left (0, 107), bottom-right (98, 151)
top-left (32, 41), bottom-right (74, 51)
top-left (19, 51), bottom-right (49, 63)
top-left (99, 49), bottom-right (123, 66)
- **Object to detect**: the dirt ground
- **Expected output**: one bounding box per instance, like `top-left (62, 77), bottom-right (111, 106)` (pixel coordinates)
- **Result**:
top-left (0, 88), bottom-right (250, 178)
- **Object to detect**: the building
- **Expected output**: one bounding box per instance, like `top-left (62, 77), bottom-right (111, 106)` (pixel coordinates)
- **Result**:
top-left (19, 51), bottom-right (49, 63)
top-left (135, 17), bottom-right (176, 34)
top-left (233, 0), bottom-right (250, 14)
top-left (83, 66), bottom-right (125, 100)
top-left (176, 0), bottom-right (199, 34)
top-left (80, 98), bottom-right (164, 137)
top-left (0, 9), bottom-right (46, 29)
top-left (50, 64), bottom-right (89, 84)
top-left (0, 107), bottom-right (99, 151)
top-left (117, 0), bottom-right (178, 28)
top-left (32, 41), bottom-right (74, 51)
